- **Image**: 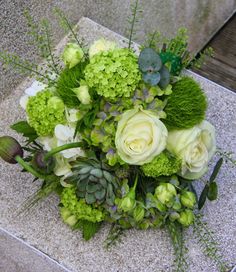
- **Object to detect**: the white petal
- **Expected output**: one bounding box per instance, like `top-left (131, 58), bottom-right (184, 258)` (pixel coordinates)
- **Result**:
top-left (19, 95), bottom-right (29, 109)
top-left (25, 81), bottom-right (47, 96)
top-left (54, 125), bottom-right (73, 141)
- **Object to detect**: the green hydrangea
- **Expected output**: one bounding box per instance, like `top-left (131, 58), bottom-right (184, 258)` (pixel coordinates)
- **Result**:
top-left (60, 187), bottom-right (104, 223)
top-left (141, 151), bottom-right (181, 177)
top-left (26, 90), bottom-right (65, 136)
top-left (84, 48), bottom-right (141, 99)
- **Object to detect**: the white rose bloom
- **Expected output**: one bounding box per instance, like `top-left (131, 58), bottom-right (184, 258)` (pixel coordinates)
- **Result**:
top-left (89, 38), bottom-right (117, 58)
top-left (115, 108), bottom-right (168, 165)
top-left (19, 81), bottom-right (47, 109)
top-left (167, 120), bottom-right (216, 180)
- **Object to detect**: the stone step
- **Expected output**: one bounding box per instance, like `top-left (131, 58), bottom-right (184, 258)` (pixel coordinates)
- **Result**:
top-left (0, 17), bottom-right (236, 272)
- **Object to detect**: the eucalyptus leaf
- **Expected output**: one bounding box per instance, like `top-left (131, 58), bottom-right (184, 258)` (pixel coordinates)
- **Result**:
top-left (198, 184), bottom-right (209, 210)
top-left (158, 65), bottom-right (170, 89)
top-left (209, 158), bottom-right (223, 183)
top-left (207, 182), bottom-right (218, 201)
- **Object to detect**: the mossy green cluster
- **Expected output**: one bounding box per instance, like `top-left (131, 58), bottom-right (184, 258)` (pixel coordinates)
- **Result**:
top-left (84, 48), bottom-right (141, 99)
top-left (26, 90), bottom-right (65, 136)
top-left (141, 151), bottom-right (181, 177)
top-left (56, 62), bottom-right (87, 108)
top-left (60, 187), bottom-right (104, 223)
top-left (163, 77), bottom-right (207, 130)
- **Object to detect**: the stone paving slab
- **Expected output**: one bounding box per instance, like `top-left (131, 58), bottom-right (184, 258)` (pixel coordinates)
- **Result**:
top-left (0, 18), bottom-right (236, 272)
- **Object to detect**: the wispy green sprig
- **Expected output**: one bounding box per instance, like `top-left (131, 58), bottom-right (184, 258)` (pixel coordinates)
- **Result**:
top-left (193, 214), bottom-right (229, 272)
top-left (216, 148), bottom-right (236, 166)
top-left (126, 0), bottom-right (142, 48)
top-left (104, 224), bottom-right (124, 249)
top-left (167, 221), bottom-right (189, 272)
top-left (54, 8), bottom-right (86, 50)
top-left (24, 10), bottom-right (60, 75)
top-left (0, 51), bottom-right (50, 82)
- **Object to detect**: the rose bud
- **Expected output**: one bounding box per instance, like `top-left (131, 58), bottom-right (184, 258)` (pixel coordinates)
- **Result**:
top-left (0, 136), bottom-right (23, 164)
top-left (31, 150), bottom-right (55, 174)
top-left (155, 183), bottom-right (177, 205)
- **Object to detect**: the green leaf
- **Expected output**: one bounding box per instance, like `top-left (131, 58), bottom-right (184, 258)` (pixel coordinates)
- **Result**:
top-left (11, 121), bottom-right (38, 143)
top-left (73, 220), bottom-right (101, 240)
top-left (207, 182), bottom-right (218, 201)
top-left (198, 184), bottom-right (209, 210)
top-left (209, 158), bottom-right (223, 183)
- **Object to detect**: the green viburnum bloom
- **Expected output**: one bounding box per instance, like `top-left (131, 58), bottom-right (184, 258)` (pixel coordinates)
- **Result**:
top-left (60, 187), bottom-right (104, 223)
top-left (178, 209), bottom-right (194, 227)
top-left (155, 183), bottom-right (177, 205)
top-left (84, 48), bottom-right (141, 99)
top-left (180, 191), bottom-right (196, 209)
top-left (26, 90), bottom-right (65, 136)
top-left (62, 43), bottom-right (84, 69)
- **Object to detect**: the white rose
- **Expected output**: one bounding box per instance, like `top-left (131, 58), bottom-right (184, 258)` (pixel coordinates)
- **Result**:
top-left (115, 108), bottom-right (168, 165)
top-left (89, 38), bottom-right (117, 58)
top-left (167, 120), bottom-right (216, 180)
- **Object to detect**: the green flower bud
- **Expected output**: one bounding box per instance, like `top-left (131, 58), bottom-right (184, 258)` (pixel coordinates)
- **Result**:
top-left (62, 43), bottom-right (84, 69)
top-left (119, 176), bottom-right (138, 212)
top-left (138, 220), bottom-right (149, 230)
top-left (172, 196), bottom-right (182, 211)
top-left (119, 194), bottom-right (136, 212)
top-left (169, 212), bottom-right (180, 222)
top-left (178, 209), bottom-right (194, 227)
top-left (0, 136), bottom-right (23, 164)
top-left (155, 183), bottom-right (177, 205)
top-left (31, 151), bottom-right (55, 174)
top-left (133, 205), bottom-right (145, 222)
top-left (180, 191), bottom-right (196, 209)
top-left (73, 85), bottom-right (91, 105)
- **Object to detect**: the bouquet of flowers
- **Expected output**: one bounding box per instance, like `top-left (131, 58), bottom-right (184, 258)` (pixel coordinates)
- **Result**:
top-left (0, 6), bottom-right (233, 272)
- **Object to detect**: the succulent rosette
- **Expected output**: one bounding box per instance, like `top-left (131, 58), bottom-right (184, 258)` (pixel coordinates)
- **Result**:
top-left (0, 12), bottom-right (229, 270)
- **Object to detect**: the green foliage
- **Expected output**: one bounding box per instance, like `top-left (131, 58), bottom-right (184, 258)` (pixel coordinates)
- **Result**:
top-left (216, 148), bottom-right (236, 166)
top-left (54, 8), bottom-right (86, 53)
top-left (126, 0), bottom-right (142, 48)
top-left (193, 214), bottom-right (229, 272)
top-left (84, 48), bottom-right (141, 99)
top-left (159, 51), bottom-right (182, 76)
top-left (73, 220), bottom-right (101, 240)
top-left (11, 121), bottom-right (38, 143)
top-left (141, 151), bottom-right (181, 177)
top-left (138, 48), bottom-right (170, 87)
top-left (104, 224), bottom-right (124, 249)
top-left (17, 176), bottom-right (61, 215)
top-left (198, 158), bottom-right (223, 209)
top-left (24, 10), bottom-right (60, 75)
top-left (164, 77), bottom-right (207, 130)
top-left (26, 90), bottom-right (65, 136)
top-left (167, 221), bottom-right (189, 272)
top-left (56, 62), bottom-right (87, 107)
top-left (189, 47), bottom-right (214, 69)
top-left (0, 51), bottom-right (51, 82)
top-left (60, 187), bottom-right (105, 223)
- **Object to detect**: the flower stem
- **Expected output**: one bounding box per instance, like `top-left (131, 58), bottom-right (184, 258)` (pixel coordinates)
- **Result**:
top-left (44, 142), bottom-right (83, 160)
top-left (15, 155), bottom-right (45, 179)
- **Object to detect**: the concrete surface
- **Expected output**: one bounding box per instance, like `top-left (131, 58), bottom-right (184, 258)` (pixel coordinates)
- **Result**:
top-left (0, 0), bottom-right (235, 100)
top-left (0, 17), bottom-right (235, 272)
top-left (0, 227), bottom-right (70, 272)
